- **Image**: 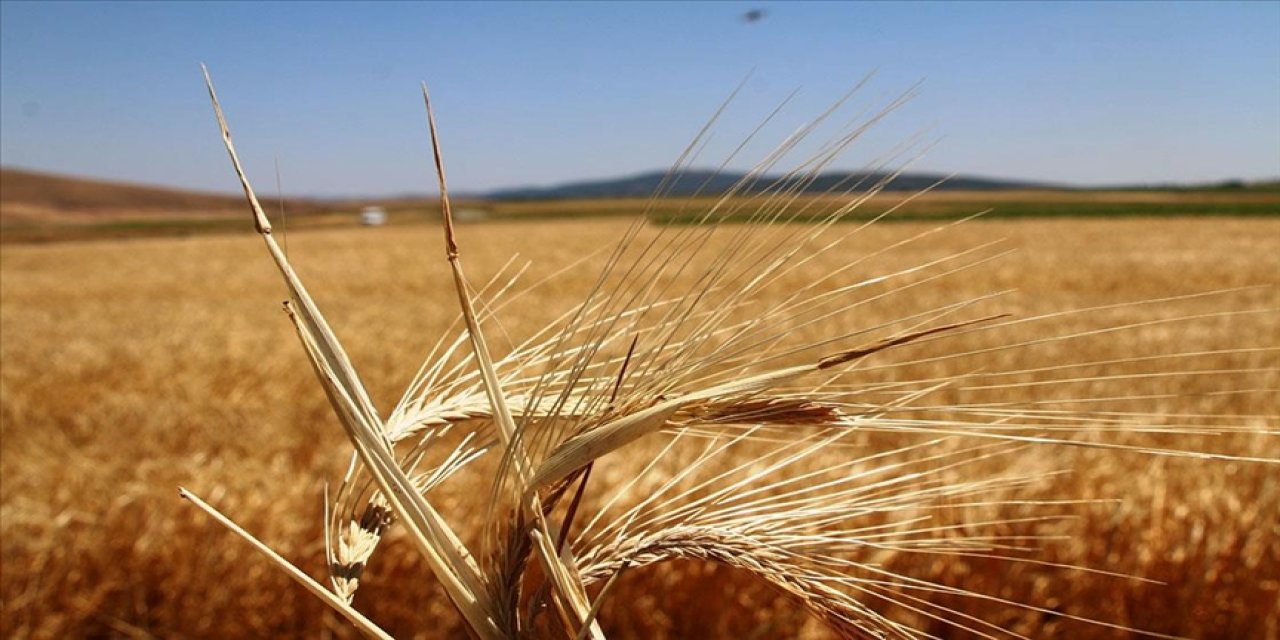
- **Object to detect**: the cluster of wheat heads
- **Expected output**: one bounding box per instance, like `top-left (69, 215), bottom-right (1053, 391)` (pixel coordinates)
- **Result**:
top-left (185, 67), bottom-right (1277, 639)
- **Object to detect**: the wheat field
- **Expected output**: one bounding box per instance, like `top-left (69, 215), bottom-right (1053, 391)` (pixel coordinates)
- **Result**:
top-left (1, 215), bottom-right (1277, 639)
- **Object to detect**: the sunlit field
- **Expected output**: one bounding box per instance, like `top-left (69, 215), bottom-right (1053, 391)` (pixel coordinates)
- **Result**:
top-left (2, 216), bottom-right (1277, 638)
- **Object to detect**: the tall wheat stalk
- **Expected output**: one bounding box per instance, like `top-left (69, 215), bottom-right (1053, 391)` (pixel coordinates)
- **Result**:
top-left (184, 67), bottom-right (1278, 639)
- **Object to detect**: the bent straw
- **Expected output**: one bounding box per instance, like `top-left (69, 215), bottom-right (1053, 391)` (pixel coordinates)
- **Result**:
top-left (178, 488), bottom-right (394, 640)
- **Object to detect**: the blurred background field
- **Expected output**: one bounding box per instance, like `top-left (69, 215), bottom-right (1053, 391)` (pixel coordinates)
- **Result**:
top-left (2, 212), bottom-right (1276, 638)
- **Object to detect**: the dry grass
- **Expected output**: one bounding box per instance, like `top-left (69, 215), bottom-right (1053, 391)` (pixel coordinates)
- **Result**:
top-left (2, 214), bottom-right (1277, 638)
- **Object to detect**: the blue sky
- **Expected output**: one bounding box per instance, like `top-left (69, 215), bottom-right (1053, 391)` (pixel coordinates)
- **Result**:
top-left (1, 1), bottom-right (1277, 197)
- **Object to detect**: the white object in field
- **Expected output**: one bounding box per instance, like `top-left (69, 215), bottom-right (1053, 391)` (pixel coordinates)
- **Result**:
top-left (454, 207), bottom-right (489, 222)
top-left (359, 206), bottom-right (387, 226)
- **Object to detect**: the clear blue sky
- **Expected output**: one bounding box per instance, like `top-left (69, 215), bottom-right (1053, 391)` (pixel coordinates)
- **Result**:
top-left (2, 1), bottom-right (1277, 197)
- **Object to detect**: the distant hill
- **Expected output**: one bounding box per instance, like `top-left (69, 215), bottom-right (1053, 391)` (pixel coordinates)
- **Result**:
top-left (0, 167), bottom-right (323, 219)
top-left (486, 169), bottom-right (1059, 200)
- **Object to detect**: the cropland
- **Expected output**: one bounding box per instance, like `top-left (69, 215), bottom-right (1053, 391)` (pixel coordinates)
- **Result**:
top-left (1, 206), bottom-right (1278, 636)
top-left (3, 167), bottom-right (1278, 243)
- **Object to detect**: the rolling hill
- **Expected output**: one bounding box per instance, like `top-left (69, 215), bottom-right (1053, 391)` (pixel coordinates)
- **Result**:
top-left (485, 169), bottom-right (1059, 200)
top-left (0, 167), bottom-right (323, 220)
